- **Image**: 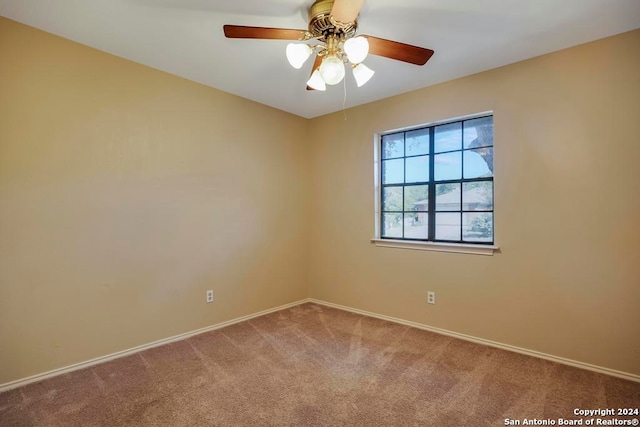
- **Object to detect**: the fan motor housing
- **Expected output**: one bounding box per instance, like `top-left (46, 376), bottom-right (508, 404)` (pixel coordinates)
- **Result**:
top-left (308, 0), bottom-right (357, 39)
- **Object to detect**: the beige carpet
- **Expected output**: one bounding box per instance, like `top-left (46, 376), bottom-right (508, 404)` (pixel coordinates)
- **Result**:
top-left (1, 303), bottom-right (638, 426)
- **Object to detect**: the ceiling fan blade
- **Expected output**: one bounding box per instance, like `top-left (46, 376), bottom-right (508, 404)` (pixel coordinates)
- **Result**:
top-left (223, 25), bottom-right (306, 40)
top-left (306, 54), bottom-right (323, 91)
top-left (364, 35), bottom-right (434, 66)
top-left (330, 0), bottom-right (366, 23)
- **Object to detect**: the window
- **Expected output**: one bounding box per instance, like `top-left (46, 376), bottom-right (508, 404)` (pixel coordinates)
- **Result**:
top-left (379, 114), bottom-right (494, 245)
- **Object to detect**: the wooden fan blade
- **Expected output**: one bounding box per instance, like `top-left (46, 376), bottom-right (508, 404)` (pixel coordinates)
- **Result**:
top-left (330, 0), bottom-right (366, 23)
top-left (364, 35), bottom-right (434, 66)
top-left (306, 54), bottom-right (323, 91)
top-left (223, 25), bottom-right (306, 40)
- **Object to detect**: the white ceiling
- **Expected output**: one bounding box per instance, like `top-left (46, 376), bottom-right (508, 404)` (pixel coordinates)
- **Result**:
top-left (1, 0), bottom-right (639, 118)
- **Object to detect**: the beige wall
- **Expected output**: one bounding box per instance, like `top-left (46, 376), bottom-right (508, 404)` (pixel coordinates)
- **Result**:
top-left (308, 29), bottom-right (640, 376)
top-left (1, 16), bottom-right (639, 385)
top-left (0, 17), bottom-right (309, 384)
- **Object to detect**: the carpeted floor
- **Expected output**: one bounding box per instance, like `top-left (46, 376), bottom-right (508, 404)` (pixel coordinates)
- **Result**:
top-left (1, 302), bottom-right (638, 426)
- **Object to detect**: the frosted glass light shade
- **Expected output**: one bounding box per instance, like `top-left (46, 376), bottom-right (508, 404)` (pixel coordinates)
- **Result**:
top-left (307, 70), bottom-right (326, 91)
top-left (344, 36), bottom-right (369, 64)
top-left (352, 63), bottom-right (375, 87)
top-left (319, 55), bottom-right (345, 85)
top-left (286, 43), bottom-right (312, 69)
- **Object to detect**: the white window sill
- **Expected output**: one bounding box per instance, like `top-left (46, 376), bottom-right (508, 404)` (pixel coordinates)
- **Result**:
top-left (370, 239), bottom-right (499, 256)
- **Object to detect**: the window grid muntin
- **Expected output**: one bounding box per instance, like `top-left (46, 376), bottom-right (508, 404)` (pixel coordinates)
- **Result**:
top-left (380, 115), bottom-right (494, 244)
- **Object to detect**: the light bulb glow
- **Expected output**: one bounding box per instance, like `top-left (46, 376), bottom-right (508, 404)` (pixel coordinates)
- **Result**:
top-left (352, 63), bottom-right (375, 87)
top-left (306, 70), bottom-right (326, 91)
top-left (344, 36), bottom-right (369, 64)
top-left (319, 55), bottom-right (345, 85)
top-left (286, 43), bottom-right (312, 69)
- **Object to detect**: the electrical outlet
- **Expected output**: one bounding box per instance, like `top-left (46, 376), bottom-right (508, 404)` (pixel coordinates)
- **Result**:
top-left (206, 290), bottom-right (214, 303)
top-left (427, 291), bottom-right (435, 305)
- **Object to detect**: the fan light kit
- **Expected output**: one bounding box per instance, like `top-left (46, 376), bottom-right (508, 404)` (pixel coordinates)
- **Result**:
top-left (224, 0), bottom-right (434, 92)
top-left (286, 34), bottom-right (372, 89)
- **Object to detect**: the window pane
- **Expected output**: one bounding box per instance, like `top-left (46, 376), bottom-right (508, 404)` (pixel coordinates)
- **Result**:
top-left (405, 155), bottom-right (429, 183)
top-left (434, 151), bottom-right (462, 181)
top-left (436, 183), bottom-right (461, 211)
top-left (382, 159), bottom-right (404, 184)
top-left (404, 213), bottom-right (428, 239)
top-left (406, 128), bottom-right (430, 156)
top-left (404, 185), bottom-right (428, 211)
top-left (463, 212), bottom-right (493, 242)
top-left (382, 213), bottom-right (403, 238)
top-left (436, 213), bottom-right (461, 241)
top-left (434, 122), bottom-right (462, 153)
top-left (382, 187), bottom-right (403, 211)
top-left (463, 147), bottom-right (493, 179)
top-left (462, 182), bottom-right (493, 211)
top-left (382, 134), bottom-right (404, 159)
top-left (464, 116), bottom-right (493, 149)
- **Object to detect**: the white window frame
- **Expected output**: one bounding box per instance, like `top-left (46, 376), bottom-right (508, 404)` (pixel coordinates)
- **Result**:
top-left (372, 111), bottom-right (499, 256)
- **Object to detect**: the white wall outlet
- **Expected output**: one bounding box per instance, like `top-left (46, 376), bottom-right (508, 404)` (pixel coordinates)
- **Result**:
top-left (427, 291), bottom-right (436, 305)
top-left (206, 290), bottom-right (214, 303)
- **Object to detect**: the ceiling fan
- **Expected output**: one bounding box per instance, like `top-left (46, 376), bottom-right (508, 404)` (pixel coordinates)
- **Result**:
top-left (223, 0), bottom-right (434, 91)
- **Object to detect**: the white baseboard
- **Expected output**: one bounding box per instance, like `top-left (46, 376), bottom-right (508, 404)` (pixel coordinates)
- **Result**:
top-left (2, 296), bottom-right (637, 392)
top-left (309, 298), bottom-right (640, 383)
top-left (0, 298), bottom-right (312, 393)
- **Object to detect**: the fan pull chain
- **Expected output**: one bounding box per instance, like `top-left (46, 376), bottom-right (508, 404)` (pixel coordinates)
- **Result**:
top-left (342, 74), bottom-right (348, 120)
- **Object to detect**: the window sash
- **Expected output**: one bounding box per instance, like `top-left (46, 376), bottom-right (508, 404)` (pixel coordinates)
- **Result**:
top-left (380, 115), bottom-right (494, 245)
